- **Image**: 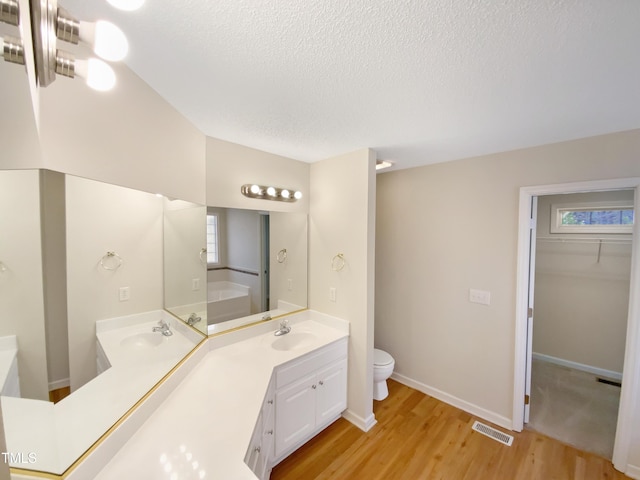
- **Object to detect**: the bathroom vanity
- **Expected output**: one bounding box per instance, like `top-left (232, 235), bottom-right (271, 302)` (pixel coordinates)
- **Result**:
top-left (65, 310), bottom-right (350, 480)
top-left (247, 334), bottom-right (348, 479)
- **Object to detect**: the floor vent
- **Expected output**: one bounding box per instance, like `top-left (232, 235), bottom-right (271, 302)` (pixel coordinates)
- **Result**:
top-left (471, 421), bottom-right (514, 446)
top-left (597, 377), bottom-right (622, 388)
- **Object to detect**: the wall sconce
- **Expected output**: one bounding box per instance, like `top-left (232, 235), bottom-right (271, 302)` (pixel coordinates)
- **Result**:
top-left (1, 0), bottom-right (137, 91)
top-left (241, 184), bottom-right (303, 203)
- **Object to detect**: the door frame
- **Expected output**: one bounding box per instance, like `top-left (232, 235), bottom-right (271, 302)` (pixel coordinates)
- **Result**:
top-left (512, 177), bottom-right (640, 472)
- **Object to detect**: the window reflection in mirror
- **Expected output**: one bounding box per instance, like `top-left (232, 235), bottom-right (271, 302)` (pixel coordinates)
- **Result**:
top-left (204, 207), bottom-right (308, 334)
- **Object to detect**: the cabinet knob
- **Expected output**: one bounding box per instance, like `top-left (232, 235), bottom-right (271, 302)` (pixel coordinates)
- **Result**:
top-left (267, 430), bottom-right (273, 435)
top-left (267, 399), bottom-right (273, 405)
top-left (319, 380), bottom-right (324, 386)
top-left (312, 384), bottom-right (317, 389)
top-left (255, 446), bottom-right (261, 453)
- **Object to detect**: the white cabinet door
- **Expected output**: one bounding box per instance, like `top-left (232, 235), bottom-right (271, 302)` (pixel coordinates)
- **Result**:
top-left (315, 360), bottom-right (347, 426)
top-left (275, 373), bottom-right (316, 457)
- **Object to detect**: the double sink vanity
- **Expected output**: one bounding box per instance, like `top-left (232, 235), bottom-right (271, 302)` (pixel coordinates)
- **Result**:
top-left (17, 309), bottom-right (349, 480)
top-left (95, 309), bottom-right (348, 480)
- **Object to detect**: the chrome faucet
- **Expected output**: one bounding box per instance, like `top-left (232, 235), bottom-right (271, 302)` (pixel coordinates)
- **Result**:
top-left (274, 318), bottom-right (291, 336)
top-left (187, 313), bottom-right (201, 326)
top-left (152, 319), bottom-right (173, 336)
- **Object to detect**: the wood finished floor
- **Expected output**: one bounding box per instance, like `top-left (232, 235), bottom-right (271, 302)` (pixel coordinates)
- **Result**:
top-left (271, 380), bottom-right (631, 480)
top-left (49, 386), bottom-right (70, 403)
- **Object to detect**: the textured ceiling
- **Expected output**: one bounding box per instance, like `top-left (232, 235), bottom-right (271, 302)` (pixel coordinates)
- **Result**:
top-left (62, 0), bottom-right (640, 171)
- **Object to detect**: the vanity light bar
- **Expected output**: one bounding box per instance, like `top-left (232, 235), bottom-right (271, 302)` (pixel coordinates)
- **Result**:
top-left (241, 184), bottom-right (303, 203)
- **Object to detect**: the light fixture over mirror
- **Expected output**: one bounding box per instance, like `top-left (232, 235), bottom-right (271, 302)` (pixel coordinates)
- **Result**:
top-left (241, 184), bottom-right (303, 202)
top-left (0, 0), bottom-right (130, 91)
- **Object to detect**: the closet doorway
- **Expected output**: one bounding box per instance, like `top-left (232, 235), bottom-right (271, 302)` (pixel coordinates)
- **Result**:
top-left (527, 190), bottom-right (633, 458)
top-left (512, 177), bottom-right (640, 473)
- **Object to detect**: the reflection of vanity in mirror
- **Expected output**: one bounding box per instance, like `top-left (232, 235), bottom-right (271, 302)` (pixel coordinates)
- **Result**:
top-left (0, 169), bottom-right (207, 475)
top-left (204, 207), bottom-right (308, 334)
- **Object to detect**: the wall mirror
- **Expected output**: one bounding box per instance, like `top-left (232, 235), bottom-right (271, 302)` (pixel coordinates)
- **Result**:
top-left (0, 169), bottom-right (206, 475)
top-left (205, 207), bottom-right (308, 334)
top-left (164, 199), bottom-right (208, 334)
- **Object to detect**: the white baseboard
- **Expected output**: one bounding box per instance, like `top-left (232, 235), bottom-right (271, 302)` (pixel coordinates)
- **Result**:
top-left (391, 373), bottom-right (512, 431)
top-left (533, 352), bottom-right (622, 382)
top-left (342, 409), bottom-right (377, 432)
top-left (49, 378), bottom-right (70, 391)
top-left (626, 464), bottom-right (640, 479)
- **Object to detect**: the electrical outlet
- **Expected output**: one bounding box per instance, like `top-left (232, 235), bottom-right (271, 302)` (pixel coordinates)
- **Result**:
top-left (469, 288), bottom-right (491, 306)
top-left (329, 287), bottom-right (336, 302)
top-left (192, 278), bottom-right (200, 291)
top-left (287, 279), bottom-right (293, 291)
top-left (119, 286), bottom-right (130, 302)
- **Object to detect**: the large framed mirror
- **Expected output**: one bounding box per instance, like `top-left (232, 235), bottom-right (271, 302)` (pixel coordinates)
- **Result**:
top-left (0, 170), bottom-right (206, 475)
top-left (204, 207), bottom-right (308, 334)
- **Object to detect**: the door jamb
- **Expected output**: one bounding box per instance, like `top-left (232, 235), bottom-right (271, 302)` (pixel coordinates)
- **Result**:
top-left (512, 177), bottom-right (640, 473)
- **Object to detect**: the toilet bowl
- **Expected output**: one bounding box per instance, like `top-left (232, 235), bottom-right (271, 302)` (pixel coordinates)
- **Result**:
top-left (373, 348), bottom-right (395, 401)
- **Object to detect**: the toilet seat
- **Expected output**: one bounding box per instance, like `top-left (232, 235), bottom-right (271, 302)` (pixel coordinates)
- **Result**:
top-left (374, 349), bottom-right (393, 366)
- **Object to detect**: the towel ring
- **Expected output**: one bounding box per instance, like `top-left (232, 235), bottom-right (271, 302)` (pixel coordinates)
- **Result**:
top-left (331, 253), bottom-right (345, 272)
top-left (100, 251), bottom-right (123, 271)
top-left (200, 248), bottom-right (207, 265)
top-left (277, 249), bottom-right (287, 263)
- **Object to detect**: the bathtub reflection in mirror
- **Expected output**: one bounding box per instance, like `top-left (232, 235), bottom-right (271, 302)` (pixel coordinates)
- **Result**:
top-left (204, 207), bottom-right (308, 334)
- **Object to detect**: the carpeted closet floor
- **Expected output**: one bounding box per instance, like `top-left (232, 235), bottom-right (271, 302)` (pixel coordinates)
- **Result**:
top-left (527, 358), bottom-right (621, 459)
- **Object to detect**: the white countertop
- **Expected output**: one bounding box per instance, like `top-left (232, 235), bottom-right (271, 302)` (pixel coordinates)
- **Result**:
top-left (97, 312), bottom-right (201, 368)
top-left (3, 310), bottom-right (204, 475)
top-left (93, 310), bottom-right (349, 480)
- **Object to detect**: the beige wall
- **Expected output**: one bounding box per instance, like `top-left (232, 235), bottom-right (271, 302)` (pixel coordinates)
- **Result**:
top-left (309, 148), bottom-right (377, 429)
top-left (533, 191), bottom-right (633, 374)
top-left (66, 176), bottom-right (164, 390)
top-left (37, 58), bottom-right (206, 205)
top-left (0, 170), bottom-right (48, 400)
top-left (163, 199), bottom-right (207, 326)
top-left (270, 212), bottom-right (308, 309)
top-left (375, 129), bottom-right (640, 428)
top-left (226, 208), bottom-right (263, 313)
top-left (0, 61), bottom-right (42, 171)
top-left (206, 137), bottom-right (309, 213)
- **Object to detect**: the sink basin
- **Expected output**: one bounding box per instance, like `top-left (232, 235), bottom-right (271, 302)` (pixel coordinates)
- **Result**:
top-left (271, 332), bottom-right (317, 351)
top-left (120, 332), bottom-right (164, 349)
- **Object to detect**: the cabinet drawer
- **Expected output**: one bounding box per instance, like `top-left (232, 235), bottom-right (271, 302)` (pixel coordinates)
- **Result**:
top-left (275, 338), bottom-right (347, 389)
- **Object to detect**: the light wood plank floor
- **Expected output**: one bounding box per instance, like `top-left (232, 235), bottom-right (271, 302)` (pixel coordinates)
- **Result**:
top-left (49, 386), bottom-right (71, 404)
top-left (271, 380), bottom-right (631, 480)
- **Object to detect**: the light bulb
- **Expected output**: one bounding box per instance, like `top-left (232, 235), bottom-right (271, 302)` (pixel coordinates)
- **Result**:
top-left (79, 20), bottom-right (128, 61)
top-left (75, 58), bottom-right (116, 91)
top-left (250, 184), bottom-right (260, 194)
top-left (294, 191), bottom-right (303, 200)
top-left (266, 187), bottom-right (276, 197)
top-left (106, 0), bottom-right (145, 11)
top-left (281, 189), bottom-right (290, 198)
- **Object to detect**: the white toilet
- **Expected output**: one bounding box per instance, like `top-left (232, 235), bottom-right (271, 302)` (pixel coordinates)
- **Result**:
top-left (373, 348), bottom-right (395, 401)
